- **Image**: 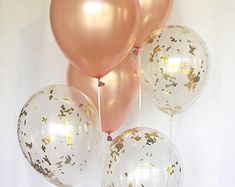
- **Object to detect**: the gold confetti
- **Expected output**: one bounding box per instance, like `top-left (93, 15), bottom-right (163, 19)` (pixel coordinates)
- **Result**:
top-left (64, 155), bottom-right (72, 165)
top-left (160, 56), bottom-right (169, 64)
top-left (145, 131), bottom-right (162, 145)
top-left (189, 44), bottom-right (196, 55)
top-left (149, 46), bottom-right (161, 63)
top-left (145, 33), bottom-right (157, 44)
top-left (167, 164), bottom-right (176, 175)
top-left (65, 131), bottom-right (74, 146)
top-left (25, 142), bottom-right (32, 149)
top-left (184, 68), bottom-right (201, 92)
top-left (41, 145), bottom-right (46, 152)
top-left (42, 136), bottom-right (55, 145)
top-left (128, 183), bottom-right (133, 187)
top-left (42, 117), bottom-right (47, 124)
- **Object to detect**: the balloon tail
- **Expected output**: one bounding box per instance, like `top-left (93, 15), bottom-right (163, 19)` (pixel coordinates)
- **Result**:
top-left (107, 133), bottom-right (113, 141)
top-left (98, 78), bottom-right (105, 87)
top-left (133, 47), bottom-right (141, 56)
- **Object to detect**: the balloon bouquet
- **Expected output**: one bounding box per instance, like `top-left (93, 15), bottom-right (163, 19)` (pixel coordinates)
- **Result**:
top-left (17, 0), bottom-right (210, 187)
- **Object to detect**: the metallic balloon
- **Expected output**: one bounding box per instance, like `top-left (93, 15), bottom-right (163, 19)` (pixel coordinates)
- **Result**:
top-left (17, 85), bottom-right (101, 186)
top-left (102, 127), bottom-right (183, 187)
top-left (50, 0), bottom-right (140, 78)
top-left (134, 0), bottom-right (173, 48)
top-left (140, 25), bottom-right (210, 117)
top-left (67, 55), bottom-right (139, 133)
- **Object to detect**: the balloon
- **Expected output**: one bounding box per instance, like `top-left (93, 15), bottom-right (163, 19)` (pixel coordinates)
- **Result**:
top-left (134, 0), bottom-right (173, 48)
top-left (17, 85), bottom-right (101, 186)
top-left (102, 127), bottom-right (183, 187)
top-left (67, 55), bottom-right (139, 134)
top-left (140, 25), bottom-right (210, 117)
top-left (50, 0), bottom-right (140, 78)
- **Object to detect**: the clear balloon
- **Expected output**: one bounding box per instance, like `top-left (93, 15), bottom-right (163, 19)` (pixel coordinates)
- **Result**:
top-left (17, 85), bottom-right (101, 186)
top-left (50, 0), bottom-right (140, 78)
top-left (141, 25), bottom-right (210, 116)
top-left (67, 55), bottom-right (139, 134)
top-left (134, 0), bottom-right (173, 48)
top-left (102, 127), bottom-right (183, 187)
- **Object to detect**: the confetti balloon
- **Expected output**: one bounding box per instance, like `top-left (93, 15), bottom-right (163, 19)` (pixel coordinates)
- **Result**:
top-left (102, 127), bottom-right (183, 187)
top-left (141, 25), bottom-right (210, 117)
top-left (17, 85), bottom-right (101, 186)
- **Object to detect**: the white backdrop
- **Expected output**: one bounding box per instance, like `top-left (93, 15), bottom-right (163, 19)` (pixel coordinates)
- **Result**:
top-left (1, 0), bottom-right (235, 186)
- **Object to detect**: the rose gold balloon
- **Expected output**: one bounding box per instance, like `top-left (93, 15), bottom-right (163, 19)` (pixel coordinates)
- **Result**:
top-left (134, 0), bottom-right (173, 48)
top-left (50, 0), bottom-right (140, 78)
top-left (67, 55), bottom-right (139, 133)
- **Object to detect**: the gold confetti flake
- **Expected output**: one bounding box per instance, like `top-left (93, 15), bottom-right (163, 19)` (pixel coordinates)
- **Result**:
top-left (25, 142), bottom-right (32, 149)
top-left (160, 56), bottom-right (169, 64)
top-left (19, 109), bottom-right (27, 118)
top-left (128, 183), bottom-right (133, 187)
top-left (42, 117), bottom-right (47, 124)
top-left (166, 46), bottom-right (172, 51)
top-left (146, 34), bottom-right (156, 44)
top-left (65, 131), bottom-right (74, 146)
top-left (200, 60), bottom-right (204, 68)
top-left (58, 105), bottom-right (74, 118)
top-left (56, 161), bottom-right (63, 169)
top-left (145, 131), bottom-right (162, 145)
top-left (184, 68), bottom-right (201, 92)
top-left (110, 136), bottom-right (124, 162)
top-left (43, 155), bottom-right (52, 165)
top-left (167, 164), bottom-right (176, 175)
top-left (64, 155), bottom-right (72, 164)
top-left (149, 46), bottom-right (161, 63)
top-left (165, 90), bottom-right (172, 95)
top-left (42, 136), bottom-right (55, 145)
top-left (179, 62), bottom-right (191, 75)
top-left (170, 36), bottom-right (177, 42)
top-left (189, 44), bottom-right (196, 55)
top-left (131, 135), bottom-right (141, 141)
top-left (63, 97), bottom-right (70, 103)
top-left (41, 145), bottom-right (46, 152)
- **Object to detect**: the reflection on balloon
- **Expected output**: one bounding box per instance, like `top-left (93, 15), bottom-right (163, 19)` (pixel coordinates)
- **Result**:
top-left (17, 85), bottom-right (101, 186)
top-left (67, 55), bottom-right (139, 134)
top-left (50, 0), bottom-right (140, 78)
top-left (135, 0), bottom-right (173, 48)
top-left (102, 127), bottom-right (183, 187)
top-left (141, 25), bottom-right (210, 116)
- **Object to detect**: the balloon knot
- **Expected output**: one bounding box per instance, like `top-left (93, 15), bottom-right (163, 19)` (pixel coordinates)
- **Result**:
top-left (107, 133), bottom-right (113, 141)
top-left (98, 78), bottom-right (105, 87)
top-left (133, 47), bottom-right (141, 56)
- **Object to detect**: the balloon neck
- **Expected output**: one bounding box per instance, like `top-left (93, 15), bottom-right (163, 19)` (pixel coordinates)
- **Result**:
top-left (170, 115), bottom-right (175, 122)
top-left (98, 78), bottom-right (105, 87)
top-left (107, 133), bottom-right (113, 141)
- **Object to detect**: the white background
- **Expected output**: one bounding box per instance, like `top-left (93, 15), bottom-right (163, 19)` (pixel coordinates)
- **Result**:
top-left (0, 0), bottom-right (235, 186)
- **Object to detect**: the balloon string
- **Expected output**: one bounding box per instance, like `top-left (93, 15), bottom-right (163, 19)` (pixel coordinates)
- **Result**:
top-left (97, 79), bottom-right (102, 132)
top-left (136, 47), bottom-right (142, 128)
top-left (166, 116), bottom-right (175, 187)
